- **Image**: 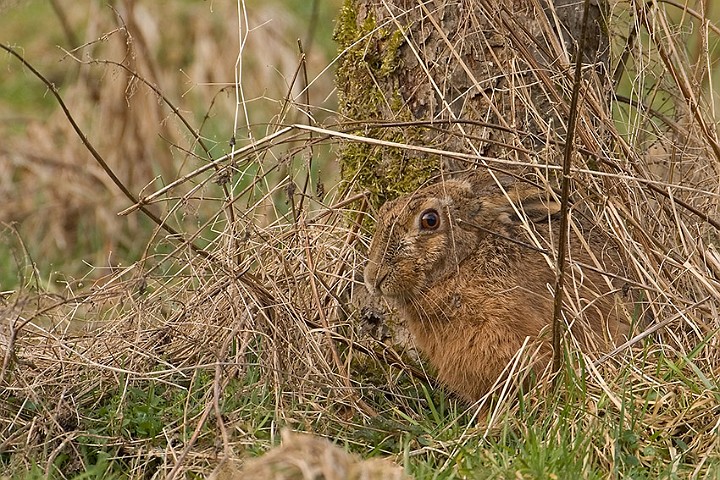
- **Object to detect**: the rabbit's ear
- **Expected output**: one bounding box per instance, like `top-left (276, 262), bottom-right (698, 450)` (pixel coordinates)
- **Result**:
top-left (496, 184), bottom-right (561, 224)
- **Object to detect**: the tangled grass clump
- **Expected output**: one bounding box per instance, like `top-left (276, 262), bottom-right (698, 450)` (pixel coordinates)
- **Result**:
top-left (0, 164), bottom-right (405, 476)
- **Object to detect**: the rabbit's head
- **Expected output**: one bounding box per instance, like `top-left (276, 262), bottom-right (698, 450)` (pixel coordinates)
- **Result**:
top-left (364, 174), bottom-right (560, 301)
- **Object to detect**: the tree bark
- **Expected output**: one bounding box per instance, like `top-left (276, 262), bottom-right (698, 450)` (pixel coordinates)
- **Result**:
top-left (334, 0), bottom-right (610, 205)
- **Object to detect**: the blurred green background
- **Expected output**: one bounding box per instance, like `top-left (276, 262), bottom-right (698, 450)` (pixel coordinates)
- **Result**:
top-left (0, 0), bottom-right (342, 290)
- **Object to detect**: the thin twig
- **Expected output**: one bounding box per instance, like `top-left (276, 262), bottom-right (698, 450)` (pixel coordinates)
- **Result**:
top-left (0, 43), bottom-right (218, 264)
top-left (551, 0), bottom-right (593, 375)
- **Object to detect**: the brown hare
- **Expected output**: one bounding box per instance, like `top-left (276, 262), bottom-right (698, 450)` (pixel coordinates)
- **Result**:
top-left (363, 173), bottom-right (630, 403)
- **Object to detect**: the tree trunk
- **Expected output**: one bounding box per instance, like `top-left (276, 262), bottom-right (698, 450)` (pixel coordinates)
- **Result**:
top-left (334, 0), bottom-right (610, 205)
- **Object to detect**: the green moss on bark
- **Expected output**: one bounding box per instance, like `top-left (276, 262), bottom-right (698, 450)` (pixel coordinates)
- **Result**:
top-left (333, 0), bottom-right (437, 208)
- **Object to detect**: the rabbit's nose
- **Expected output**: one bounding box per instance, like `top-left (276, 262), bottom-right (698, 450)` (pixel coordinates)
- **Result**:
top-left (370, 271), bottom-right (389, 296)
top-left (363, 262), bottom-right (387, 296)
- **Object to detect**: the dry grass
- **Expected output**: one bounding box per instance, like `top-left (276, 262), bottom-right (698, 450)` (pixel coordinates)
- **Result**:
top-left (0, 0), bottom-right (337, 280)
top-left (209, 429), bottom-right (409, 479)
top-left (1, 0), bottom-right (720, 478)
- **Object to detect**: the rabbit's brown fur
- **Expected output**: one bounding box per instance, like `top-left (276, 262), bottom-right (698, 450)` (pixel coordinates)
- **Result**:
top-left (364, 173), bottom-right (630, 403)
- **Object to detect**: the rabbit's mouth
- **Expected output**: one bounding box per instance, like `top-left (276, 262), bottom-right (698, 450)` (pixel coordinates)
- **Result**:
top-left (365, 267), bottom-right (411, 299)
top-left (371, 273), bottom-right (422, 300)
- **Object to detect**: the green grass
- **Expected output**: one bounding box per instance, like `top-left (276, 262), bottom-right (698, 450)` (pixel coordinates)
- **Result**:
top-left (0, 1), bottom-right (74, 127)
top-left (2, 327), bottom-right (718, 478)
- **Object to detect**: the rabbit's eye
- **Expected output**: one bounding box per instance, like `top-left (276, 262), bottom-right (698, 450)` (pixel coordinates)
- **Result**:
top-left (419, 209), bottom-right (440, 230)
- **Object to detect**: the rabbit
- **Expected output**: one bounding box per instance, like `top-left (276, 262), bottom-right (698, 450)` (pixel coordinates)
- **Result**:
top-left (363, 172), bottom-right (631, 403)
